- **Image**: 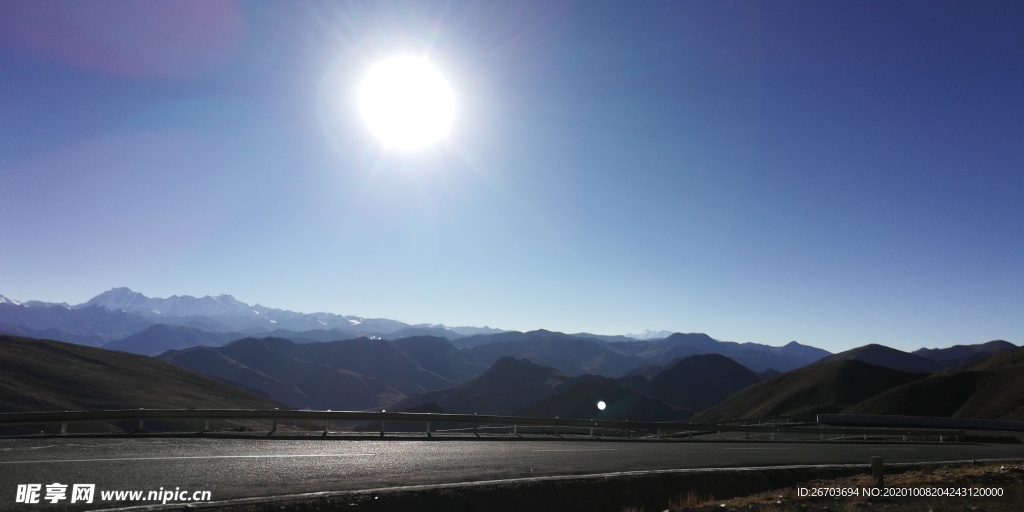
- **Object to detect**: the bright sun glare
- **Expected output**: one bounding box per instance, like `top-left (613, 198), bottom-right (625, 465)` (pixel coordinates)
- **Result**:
top-left (358, 56), bottom-right (455, 151)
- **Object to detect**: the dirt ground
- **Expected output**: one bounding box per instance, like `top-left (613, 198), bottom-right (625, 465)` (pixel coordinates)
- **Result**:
top-left (662, 461), bottom-right (1024, 512)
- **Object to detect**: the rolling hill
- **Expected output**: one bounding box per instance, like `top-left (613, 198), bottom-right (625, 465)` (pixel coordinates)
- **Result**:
top-left (815, 343), bottom-right (942, 373)
top-left (692, 359), bottom-right (927, 422)
top-left (390, 357), bottom-right (574, 415)
top-left (912, 340), bottom-right (1016, 369)
top-left (844, 346), bottom-right (1024, 421)
top-left (102, 324), bottom-right (242, 356)
top-left (459, 330), bottom-right (646, 376)
top-left (608, 334), bottom-right (830, 372)
top-left (629, 354), bottom-right (764, 412)
top-left (158, 336), bottom-right (472, 410)
top-left (393, 357), bottom-right (689, 422)
top-left (517, 375), bottom-right (691, 422)
top-left (0, 335), bottom-right (284, 413)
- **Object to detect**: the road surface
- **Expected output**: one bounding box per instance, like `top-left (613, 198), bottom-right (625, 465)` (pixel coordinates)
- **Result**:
top-left (2, 437), bottom-right (1022, 509)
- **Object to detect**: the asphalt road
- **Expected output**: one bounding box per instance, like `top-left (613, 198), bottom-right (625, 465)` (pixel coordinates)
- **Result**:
top-left (2, 437), bottom-right (1023, 510)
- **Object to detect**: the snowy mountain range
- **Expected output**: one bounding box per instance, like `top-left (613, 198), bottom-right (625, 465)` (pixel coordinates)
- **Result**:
top-left (0, 288), bottom-right (518, 345)
top-left (1, 288), bottom-right (673, 342)
top-left (624, 329), bottom-right (675, 340)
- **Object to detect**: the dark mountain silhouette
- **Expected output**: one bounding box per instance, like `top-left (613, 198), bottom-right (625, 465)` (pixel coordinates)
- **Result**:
top-left (387, 326), bottom-right (464, 340)
top-left (459, 330), bottom-right (646, 376)
top-left (390, 336), bottom-right (488, 382)
top-left (393, 357), bottom-right (688, 422)
top-left (816, 344), bottom-right (942, 373)
top-left (258, 328), bottom-right (364, 344)
top-left (912, 340), bottom-right (1016, 369)
top-left (517, 376), bottom-right (692, 422)
top-left (0, 335), bottom-right (284, 413)
top-left (632, 354), bottom-right (764, 413)
top-left (158, 337), bottom-right (462, 410)
top-left (608, 334), bottom-right (830, 372)
top-left (844, 346), bottom-right (1024, 421)
top-left (450, 331), bottom-right (533, 349)
top-left (391, 357), bottom-right (574, 415)
top-left (692, 360), bottom-right (927, 422)
top-left (102, 324), bottom-right (242, 356)
top-left (570, 333), bottom-right (637, 343)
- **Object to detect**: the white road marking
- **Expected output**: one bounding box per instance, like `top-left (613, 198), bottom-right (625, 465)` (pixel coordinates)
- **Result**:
top-left (722, 447), bottom-right (792, 450)
top-left (0, 453), bottom-right (375, 464)
top-left (0, 445), bottom-right (58, 451)
top-left (531, 448), bottom-right (620, 452)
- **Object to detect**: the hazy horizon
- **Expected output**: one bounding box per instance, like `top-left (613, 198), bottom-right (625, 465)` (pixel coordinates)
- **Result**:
top-left (2, 2), bottom-right (1021, 353)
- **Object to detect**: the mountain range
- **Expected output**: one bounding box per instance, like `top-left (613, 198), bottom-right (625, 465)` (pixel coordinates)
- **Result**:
top-left (2, 288), bottom-right (1019, 428)
top-left (0, 289), bottom-right (836, 375)
top-left (0, 288), bottom-right (503, 348)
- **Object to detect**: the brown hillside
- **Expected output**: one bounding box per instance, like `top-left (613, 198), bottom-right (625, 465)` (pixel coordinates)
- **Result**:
top-left (844, 346), bottom-right (1024, 420)
top-left (692, 360), bottom-right (926, 422)
top-left (0, 335), bottom-right (284, 413)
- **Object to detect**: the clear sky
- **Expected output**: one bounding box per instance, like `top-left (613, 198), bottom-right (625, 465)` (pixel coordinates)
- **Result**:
top-left (1, 1), bottom-right (1021, 352)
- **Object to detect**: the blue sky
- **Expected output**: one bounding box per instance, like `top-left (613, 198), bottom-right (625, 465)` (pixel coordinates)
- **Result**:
top-left (1, 1), bottom-right (1021, 352)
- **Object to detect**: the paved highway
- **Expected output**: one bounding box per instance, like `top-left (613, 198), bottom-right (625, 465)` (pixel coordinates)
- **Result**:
top-left (2, 437), bottom-right (1022, 509)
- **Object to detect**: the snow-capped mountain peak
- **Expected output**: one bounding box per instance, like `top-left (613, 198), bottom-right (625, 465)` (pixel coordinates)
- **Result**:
top-left (0, 295), bottom-right (22, 306)
top-left (625, 329), bottom-right (675, 340)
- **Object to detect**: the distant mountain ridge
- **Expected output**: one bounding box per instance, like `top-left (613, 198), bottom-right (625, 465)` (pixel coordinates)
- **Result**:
top-left (0, 288), bottom-right (508, 347)
top-left (816, 344), bottom-right (943, 373)
top-left (912, 340), bottom-right (1016, 369)
top-left (608, 333), bottom-right (830, 372)
top-left (392, 357), bottom-right (691, 422)
top-left (157, 336), bottom-right (481, 410)
top-left (84, 287), bottom-right (409, 333)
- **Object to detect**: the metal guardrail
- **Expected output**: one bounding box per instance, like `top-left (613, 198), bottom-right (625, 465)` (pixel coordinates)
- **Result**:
top-left (0, 409), bottom-right (967, 441)
top-left (819, 414), bottom-right (1024, 432)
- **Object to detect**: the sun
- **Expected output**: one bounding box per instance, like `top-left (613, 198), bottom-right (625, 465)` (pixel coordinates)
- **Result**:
top-left (357, 56), bottom-right (456, 151)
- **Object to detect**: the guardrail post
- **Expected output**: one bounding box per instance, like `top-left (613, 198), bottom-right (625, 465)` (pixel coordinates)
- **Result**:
top-left (590, 426), bottom-right (594, 437)
top-left (871, 456), bottom-right (884, 487)
top-left (204, 420), bottom-right (209, 432)
top-left (60, 422), bottom-right (67, 434)
top-left (939, 435), bottom-right (943, 443)
top-left (513, 424), bottom-right (518, 436)
top-left (426, 421), bottom-right (431, 438)
top-left (324, 419), bottom-right (330, 436)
